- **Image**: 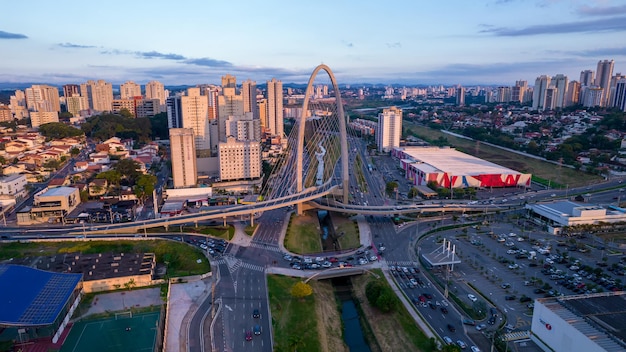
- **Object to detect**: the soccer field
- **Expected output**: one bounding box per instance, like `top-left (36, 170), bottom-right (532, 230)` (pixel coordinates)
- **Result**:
top-left (60, 311), bottom-right (160, 352)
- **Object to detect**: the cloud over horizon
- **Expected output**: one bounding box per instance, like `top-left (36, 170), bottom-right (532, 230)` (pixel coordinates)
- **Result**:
top-left (57, 42), bottom-right (96, 49)
top-left (481, 16), bottom-right (626, 36)
top-left (0, 30), bottom-right (27, 39)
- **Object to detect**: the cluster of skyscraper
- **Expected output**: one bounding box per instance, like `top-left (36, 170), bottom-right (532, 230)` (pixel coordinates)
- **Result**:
top-left (532, 60), bottom-right (626, 111)
top-left (4, 80), bottom-right (168, 127)
top-left (167, 76), bottom-right (284, 191)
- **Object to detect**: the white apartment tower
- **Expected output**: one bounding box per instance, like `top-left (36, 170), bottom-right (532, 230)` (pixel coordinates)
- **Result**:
top-left (9, 90), bottom-right (28, 119)
top-left (552, 74), bottom-right (569, 109)
top-left (565, 81), bottom-right (580, 107)
top-left (181, 88), bottom-right (211, 157)
top-left (81, 80), bottom-right (113, 112)
top-left (25, 85), bottom-right (60, 112)
top-left (377, 106), bottom-right (402, 153)
top-left (120, 81), bottom-right (142, 100)
top-left (532, 75), bottom-right (551, 111)
top-left (580, 70), bottom-right (594, 87)
top-left (266, 78), bottom-right (283, 137)
top-left (145, 81), bottom-right (167, 113)
top-left (595, 59), bottom-right (614, 106)
top-left (456, 87), bottom-right (465, 106)
top-left (512, 81), bottom-right (528, 103)
top-left (218, 137), bottom-right (261, 181)
top-left (169, 128), bottom-right (198, 188)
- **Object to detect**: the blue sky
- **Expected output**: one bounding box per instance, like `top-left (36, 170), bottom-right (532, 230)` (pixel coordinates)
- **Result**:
top-left (1, 0), bottom-right (625, 86)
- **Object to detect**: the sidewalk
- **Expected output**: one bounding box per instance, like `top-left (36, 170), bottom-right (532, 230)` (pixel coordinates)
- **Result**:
top-left (165, 277), bottom-right (212, 352)
top-left (230, 221), bottom-right (253, 247)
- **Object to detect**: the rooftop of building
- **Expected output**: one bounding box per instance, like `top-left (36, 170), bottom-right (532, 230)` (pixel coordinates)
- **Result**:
top-left (530, 200), bottom-right (604, 215)
top-left (0, 174), bottom-right (25, 182)
top-left (38, 186), bottom-right (76, 197)
top-left (396, 146), bottom-right (524, 176)
top-left (0, 264), bottom-right (82, 327)
top-left (10, 252), bottom-right (155, 282)
top-left (538, 291), bottom-right (626, 351)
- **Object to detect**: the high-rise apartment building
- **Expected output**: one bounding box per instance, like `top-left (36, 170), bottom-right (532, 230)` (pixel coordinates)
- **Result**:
top-left (169, 128), bottom-right (198, 188)
top-left (30, 111), bottom-right (59, 128)
top-left (266, 78), bottom-right (283, 137)
top-left (552, 74), bottom-right (569, 109)
top-left (241, 80), bottom-right (259, 121)
top-left (63, 84), bottom-right (80, 99)
top-left (609, 73), bottom-right (625, 107)
top-left (496, 86), bottom-right (511, 103)
top-left (377, 106), bottom-right (402, 153)
top-left (145, 81), bottom-right (167, 113)
top-left (218, 80), bottom-right (245, 142)
top-left (25, 85), bottom-right (61, 112)
top-left (120, 81), bottom-right (142, 100)
top-left (580, 70), bottom-right (594, 87)
top-left (218, 137), bottom-right (261, 181)
top-left (81, 80), bottom-right (113, 112)
top-left (532, 75), bottom-right (551, 111)
top-left (565, 81), bottom-right (580, 107)
top-left (9, 90), bottom-right (28, 119)
top-left (511, 81), bottom-right (528, 103)
top-left (613, 78), bottom-right (626, 112)
top-left (583, 86), bottom-right (604, 107)
top-left (257, 99), bottom-right (267, 131)
top-left (181, 88), bottom-right (211, 157)
top-left (0, 105), bottom-right (12, 122)
top-left (595, 59), bottom-right (614, 106)
top-left (166, 96), bottom-right (183, 129)
top-left (66, 96), bottom-right (89, 117)
top-left (221, 74), bottom-right (236, 89)
top-left (456, 87), bottom-right (465, 106)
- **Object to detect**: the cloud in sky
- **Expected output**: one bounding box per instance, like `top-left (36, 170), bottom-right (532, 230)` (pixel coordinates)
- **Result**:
top-left (573, 46), bottom-right (626, 57)
top-left (578, 4), bottom-right (626, 16)
top-left (184, 57), bottom-right (233, 68)
top-left (386, 42), bottom-right (402, 48)
top-left (57, 42), bottom-right (96, 49)
top-left (136, 51), bottom-right (186, 60)
top-left (481, 16), bottom-right (626, 36)
top-left (341, 40), bottom-right (354, 48)
top-left (0, 30), bottom-right (27, 39)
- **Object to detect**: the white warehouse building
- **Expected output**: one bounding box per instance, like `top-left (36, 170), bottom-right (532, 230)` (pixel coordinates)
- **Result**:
top-left (531, 292), bottom-right (626, 352)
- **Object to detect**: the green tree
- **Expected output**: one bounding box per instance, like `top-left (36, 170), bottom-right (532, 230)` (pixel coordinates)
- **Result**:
top-left (96, 170), bottom-right (122, 187)
top-left (385, 181), bottom-right (398, 196)
top-left (442, 344), bottom-right (461, 352)
top-left (70, 147), bottom-right (80, 157)
top-left (38, 122), bottom-right (84, 139)
top-left (365, 280), bottom-right (398, 313)
top-left (43, 159), bottom-right (61, 170)
top-left (114, 159), bottom-right (141, 184)
top-left (119, 108), bottom-right (133, 118)
top-left (290, 281), bottom-right (313, 299)
top-left (134, 174), bottom-right (157, 203)
top-left (408, 187), bottom-right (419, 199)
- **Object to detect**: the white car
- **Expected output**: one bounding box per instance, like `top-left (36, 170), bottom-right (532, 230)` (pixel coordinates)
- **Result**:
top-left (468, 294), bottom-right (477, 302)
top-left (369, 255), bottom-right (378, 262)
top-left (471, 346), bottom-right (481, 352)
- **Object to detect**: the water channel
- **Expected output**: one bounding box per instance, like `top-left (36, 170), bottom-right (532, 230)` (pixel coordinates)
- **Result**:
top-left (318, 210), bottom-right (371, 351)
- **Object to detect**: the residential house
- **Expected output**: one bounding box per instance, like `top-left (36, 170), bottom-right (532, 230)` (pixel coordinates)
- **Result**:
top-left (0, 174), bottom-right (28, 199)
top-left (73, 161), bottom-right (89, 173)
top-left (48, 177), bottom-right (70, 188)
top-left (88, 178), bottom-right (108, 198)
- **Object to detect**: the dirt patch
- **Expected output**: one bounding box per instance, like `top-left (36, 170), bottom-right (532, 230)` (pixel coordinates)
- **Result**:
top-left (313, 280), bottom-right (348, 352)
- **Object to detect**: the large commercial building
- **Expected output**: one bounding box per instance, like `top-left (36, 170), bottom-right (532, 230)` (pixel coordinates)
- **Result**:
top-left (377, 106), bottom-right (402, 153)
top-left (17, 186), bottom-right (81, 225)
top-left (393, 146), bottom-right (531, 188)
top-left (169, 128), bottom-right (197, 188)
top-left (531, 292), bottom-right (626, 352)
top-left (525, 200), bottom-right (626, 233)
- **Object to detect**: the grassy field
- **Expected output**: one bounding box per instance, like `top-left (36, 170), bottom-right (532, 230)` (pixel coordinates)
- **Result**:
top-left (0, 239), bottom-right (210, 277)
top-left (351, 270), bottom-right (436, 352)
top-left (284, 212), bottom-right (322, 254)
top-left (267, 275), bottom-right (347, 352)
top-left (331, 215), bottom-right (361, 250)
top-left (405, 123), bottom-right (603, 188)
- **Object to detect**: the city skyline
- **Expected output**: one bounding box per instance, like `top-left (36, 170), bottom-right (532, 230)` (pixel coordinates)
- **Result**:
top-left (1, 0), bottom-right (626, 86)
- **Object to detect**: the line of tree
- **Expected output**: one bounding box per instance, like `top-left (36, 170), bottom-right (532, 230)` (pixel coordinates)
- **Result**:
top-left (38, 122), bottom-right (85, 140)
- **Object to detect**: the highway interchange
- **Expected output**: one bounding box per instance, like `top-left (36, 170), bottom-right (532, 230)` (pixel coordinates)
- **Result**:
top-left (2, 147), bottom-right (626, 351)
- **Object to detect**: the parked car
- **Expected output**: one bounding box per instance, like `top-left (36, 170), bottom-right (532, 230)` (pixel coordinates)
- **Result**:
top-left (443, 336), bottom-right (453, 345)
top-left (505, 295), bottom-right (516, 300)
top-left (457, 340), bottom-right (468, 349)
top-left (467, 294), bottom-right (477, 302)
top-left (447, 324), bottom-right (456, 332)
